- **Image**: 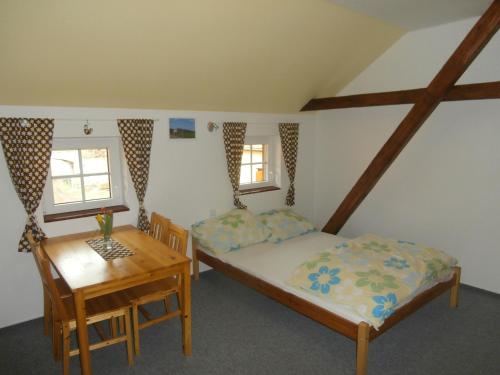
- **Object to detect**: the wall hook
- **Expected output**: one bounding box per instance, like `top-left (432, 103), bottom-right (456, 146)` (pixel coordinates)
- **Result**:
top-left (83, 120), bottom-right (93, 135)
top-left (207, 121), bottom-right (219, 132)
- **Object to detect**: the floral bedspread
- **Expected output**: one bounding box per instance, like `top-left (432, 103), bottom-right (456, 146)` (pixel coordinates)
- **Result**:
top-left (287, 234), bottom-right (457, 329)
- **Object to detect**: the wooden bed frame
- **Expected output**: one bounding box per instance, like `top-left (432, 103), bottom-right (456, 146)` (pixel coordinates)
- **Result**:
top-left (191, 239), bottom-right (461, 375)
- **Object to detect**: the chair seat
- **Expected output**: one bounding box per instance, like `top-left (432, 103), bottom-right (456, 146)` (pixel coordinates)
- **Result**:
top-left (124, 277), bottom-right (179, 304)
top-left (61, 291), bottom-right (131, 323)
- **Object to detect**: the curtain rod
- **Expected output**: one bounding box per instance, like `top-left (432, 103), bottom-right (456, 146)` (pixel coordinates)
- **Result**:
top-left (52, 118), bottom-right (160, 122)
top-left (208, 121), bottom-right (299, 126)
top-left (206, 120), bottom-right (299, 132)
top-left (13, 118), bottom-right (294, 124)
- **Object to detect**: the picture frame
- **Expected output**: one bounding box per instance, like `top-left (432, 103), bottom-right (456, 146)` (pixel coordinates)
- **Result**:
top-left (169, 118), bottom-right (196, 139)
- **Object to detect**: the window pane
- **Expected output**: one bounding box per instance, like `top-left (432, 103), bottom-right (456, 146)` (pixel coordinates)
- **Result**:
top-left (240, 165), bottom-right (251, 184)
top-left (82, 148), bottom-right (109, 174)
top-left (52, 177), bottom-right (83, 204)
top-left (252, 163), bottom-right (266, 183)
top-left (51, 150), bottom-right (80, 176)
top-left (84, 175), bottom-right (111, 201)
top-left (252, 144), bottom-right (264, 163)
top-left (242, 145), bottom-right (251, 164)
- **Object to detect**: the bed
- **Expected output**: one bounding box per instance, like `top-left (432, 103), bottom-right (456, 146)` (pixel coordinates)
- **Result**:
top-left (191, 230), bottom-right (461, 375)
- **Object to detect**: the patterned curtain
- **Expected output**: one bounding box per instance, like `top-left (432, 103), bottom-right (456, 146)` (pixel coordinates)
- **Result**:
top-left (279, 123), bottom-right (299, 206)
top-left (0, 118), bottom-right (54, 252)
top-left (117, 119), bottom-right (154, 232)
top-left (222, 122), bottom-right (247, 209)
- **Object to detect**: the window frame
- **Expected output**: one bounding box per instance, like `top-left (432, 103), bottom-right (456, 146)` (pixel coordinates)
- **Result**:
top-left (43, 137), bottom-right (124, 215)
top-left (239, 135), bottom-right (278, 190)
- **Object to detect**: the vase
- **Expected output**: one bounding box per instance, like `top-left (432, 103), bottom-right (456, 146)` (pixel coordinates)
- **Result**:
top-left (96, 209), bottom-right (114, 250)
top-left (103, 234), bottom-right (113, 251)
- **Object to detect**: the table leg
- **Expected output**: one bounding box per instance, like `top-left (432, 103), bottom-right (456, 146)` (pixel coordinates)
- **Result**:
top-left (74, 290), bottom-right (92, 375)
top-left (180, 263), bottom-right (192, 356)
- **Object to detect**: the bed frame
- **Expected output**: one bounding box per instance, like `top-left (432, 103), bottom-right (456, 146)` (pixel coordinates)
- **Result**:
top-left (191, 238), bottom-right (461, 375)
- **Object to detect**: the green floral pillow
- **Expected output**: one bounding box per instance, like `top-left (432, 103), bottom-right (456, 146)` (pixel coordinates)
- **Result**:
top-left (191, 209), bottom-right (271, 254)
top-left (258, 208), bottom-right (316, 243)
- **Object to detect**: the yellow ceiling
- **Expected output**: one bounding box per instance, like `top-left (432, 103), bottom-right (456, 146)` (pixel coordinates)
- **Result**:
top-left (0, 0), bottom-right (403, 113)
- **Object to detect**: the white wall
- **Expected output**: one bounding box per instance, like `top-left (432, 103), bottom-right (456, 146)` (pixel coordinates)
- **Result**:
top-left (314, 17), bottom-right (500, 294)
top-left (0, 105), bottom-right (316, 328)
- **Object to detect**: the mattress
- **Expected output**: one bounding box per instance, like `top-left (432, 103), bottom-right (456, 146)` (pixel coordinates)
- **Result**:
top-left (203, 231), bottom-right (454, 326)
top-left (210, 232), bottom-right (364, 323)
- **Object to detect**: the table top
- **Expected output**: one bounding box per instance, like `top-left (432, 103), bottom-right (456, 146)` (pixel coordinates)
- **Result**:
top-left (41, 225), bottom-right (191, 293)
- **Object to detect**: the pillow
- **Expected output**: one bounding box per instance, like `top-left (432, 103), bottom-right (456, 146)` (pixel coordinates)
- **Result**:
top-left (258, 208), bottom-right (316, 243)
top-left (191, 209), bottom-right (270, 254)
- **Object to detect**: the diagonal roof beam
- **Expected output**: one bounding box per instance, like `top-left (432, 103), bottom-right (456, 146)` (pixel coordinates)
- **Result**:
top-left (301, 81), bottom-right (500, 111)
top-left (323, 0), bottom-right (500, 235)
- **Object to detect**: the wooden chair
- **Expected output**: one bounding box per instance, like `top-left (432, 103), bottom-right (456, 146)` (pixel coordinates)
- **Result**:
top-left (149, 212), bottom-right (171, 242)
top-left (125, 218), bottom-right (189, 355)
top-left (163, 222), bottom-right (189, 310)
top-left (31, 241), bottom-right (134, 374)
top-left (27, 231), bottom-right (72, 339)
top-left (164, 222), bottom-right (188, 256)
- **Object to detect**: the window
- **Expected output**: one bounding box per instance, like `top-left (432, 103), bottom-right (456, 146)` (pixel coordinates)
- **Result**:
top-left (43, 137), bottom-right (124, 214)
top-left (239, 136), bottom-right (279, 191)
top-left (240, 144), bottom-right (268, 185)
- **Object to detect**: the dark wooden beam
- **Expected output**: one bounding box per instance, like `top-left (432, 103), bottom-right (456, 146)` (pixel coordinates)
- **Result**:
top-left (446, 81), bottom-right (500, 101)
top-left (323, 0), bottom-right (500, 235)
top-left (301, 81), bottom-right (500, 111)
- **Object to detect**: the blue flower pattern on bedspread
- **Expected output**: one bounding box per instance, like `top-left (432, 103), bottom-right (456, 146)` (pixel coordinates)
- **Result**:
top-left (335, 242), bottom-right (348, 249)
top-left (288, 234), bottom-right (457, 329)
top-left (372, 293), bottom-right (398, 319)
top-left (308, 266), bottom-right (341, 294)
top-left (384, 257), bottom-right (410, 270)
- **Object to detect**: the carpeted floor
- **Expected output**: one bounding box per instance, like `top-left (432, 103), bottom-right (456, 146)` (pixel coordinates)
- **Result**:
top-left (1, 270), bottom-right (499, 375)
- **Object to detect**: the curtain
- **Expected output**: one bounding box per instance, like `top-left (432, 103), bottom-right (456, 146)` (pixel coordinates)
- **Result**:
top-left (222, 122), bottom-right (247, 209)
top-left (117, 119), bottom-right (154, 232)
top-left (279, 123), bottom-right (299, 206)
top-left (0, 118), bottom-right (54, 252)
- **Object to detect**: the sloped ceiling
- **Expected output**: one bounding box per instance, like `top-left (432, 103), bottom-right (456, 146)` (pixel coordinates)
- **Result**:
top-left (0, 0), bottom-right (403, 113)
top-left (329, 0), bottom-right (492, 30)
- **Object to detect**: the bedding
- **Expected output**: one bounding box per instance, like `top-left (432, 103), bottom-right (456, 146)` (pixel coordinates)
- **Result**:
top-left (208, 231), bottom-right (457, 327)
top-left (288, 234), bottom-right (457, 328)
top-left (191, 209), bottom-right (270, 254)
top-left (258, 208), bottom-right (316, 243)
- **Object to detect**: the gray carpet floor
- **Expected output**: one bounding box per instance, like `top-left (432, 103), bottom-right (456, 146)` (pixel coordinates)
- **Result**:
top-left (1, 270), bottom-right (499, 375)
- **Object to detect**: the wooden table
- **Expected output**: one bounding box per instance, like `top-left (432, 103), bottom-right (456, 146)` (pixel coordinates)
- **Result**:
top-left (41, 225), bottom-right (192, 375)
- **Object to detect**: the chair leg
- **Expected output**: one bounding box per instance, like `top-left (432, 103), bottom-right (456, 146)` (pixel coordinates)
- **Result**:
top-left (163, 296), bottom-right (172, 313)
top-left (43, 289), bottom-right (51, 336)
top-left (62, 323), bottom-right (71, 375)
top-left (110, 317), bottom-right (118, 338)
top-left (132, 303), bottom-right (140, 356)
top-left (176, 292), bottom-right (182, 311)
top-left (123, 310), bottom-right (134, 366)
top-left (92, 322), bottom-right (108, 341)
top-left (53, 320), bottom-right (62, 361)
top-left (118, 316), bottom-right (125, 335)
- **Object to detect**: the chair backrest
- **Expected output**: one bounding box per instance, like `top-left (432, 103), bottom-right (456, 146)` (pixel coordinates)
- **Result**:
top-left (28, 231), bottom-right (46, 286)
top-left (31, 238), bottom-right (69, 321)
top-left (26, 231), bottom-right (38, 252)
top-left (165, 223), bottom-right (188, 256)
top-left (149, 212), bottom-right (171, 244)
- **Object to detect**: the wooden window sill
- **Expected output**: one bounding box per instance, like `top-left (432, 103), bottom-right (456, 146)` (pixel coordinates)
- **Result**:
top-left (43, 205), bottom-right (130, 223)
top-left (239, 186), bottom-right (280, 195)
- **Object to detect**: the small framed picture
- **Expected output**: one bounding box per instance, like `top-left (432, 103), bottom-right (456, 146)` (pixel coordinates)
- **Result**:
top-left (169, 118), bottom-right (196, 139)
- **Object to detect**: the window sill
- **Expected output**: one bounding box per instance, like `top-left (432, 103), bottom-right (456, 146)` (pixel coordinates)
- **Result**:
top-left (43, 205), bottom-right (130, 223)
top-left (239, 186), bottom-right (280, 196)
